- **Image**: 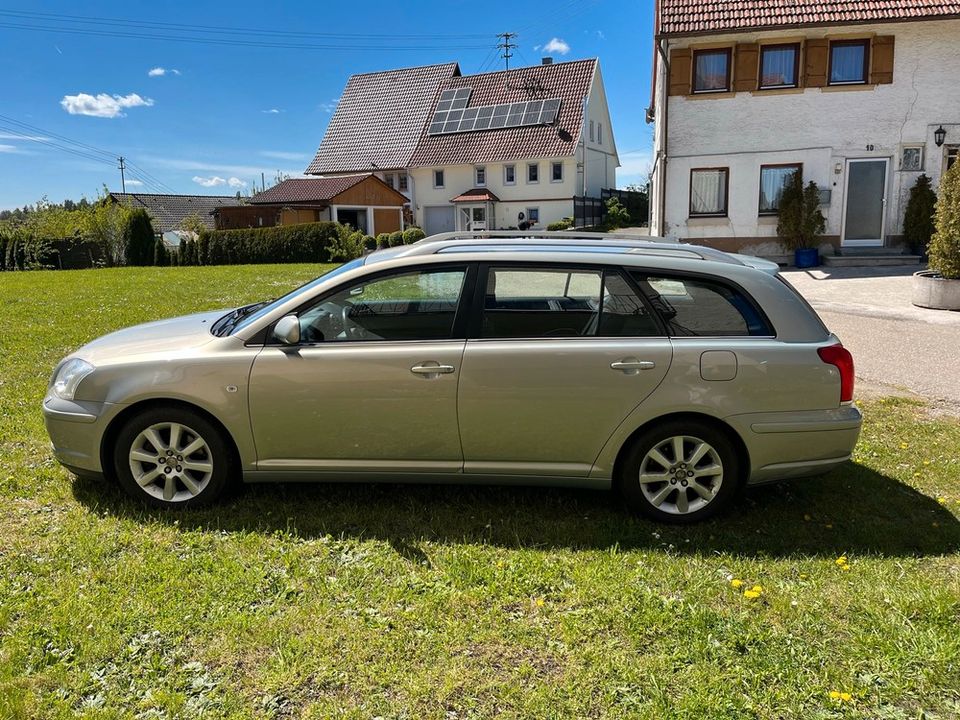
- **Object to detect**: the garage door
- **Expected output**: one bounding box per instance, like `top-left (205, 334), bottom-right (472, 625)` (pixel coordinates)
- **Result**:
top-left (424, 206), bottom-right (455, 237)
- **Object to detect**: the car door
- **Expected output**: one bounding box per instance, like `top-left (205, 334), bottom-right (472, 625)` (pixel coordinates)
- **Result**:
top-left (248, 263), bottom-right (474, 473)
top-left (456, 263), bottom-right (673, 477)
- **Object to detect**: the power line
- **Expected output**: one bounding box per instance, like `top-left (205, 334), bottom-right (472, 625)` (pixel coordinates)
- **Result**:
top-left (496, 32), bottom-right (518, 73)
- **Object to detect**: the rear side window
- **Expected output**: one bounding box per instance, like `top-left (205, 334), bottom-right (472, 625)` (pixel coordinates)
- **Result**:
top-left (631, 273), bottom-right (772, 336)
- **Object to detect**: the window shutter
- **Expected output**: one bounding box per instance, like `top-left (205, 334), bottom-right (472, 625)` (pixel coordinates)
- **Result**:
top-left (871, 35), bottom-right (895, 84)
top-left (669, 48), bottom-right (692, 96)
top-left (804, 39), bottom-right (829, 87)
top-left (734, 43), bottom-right (759, 92)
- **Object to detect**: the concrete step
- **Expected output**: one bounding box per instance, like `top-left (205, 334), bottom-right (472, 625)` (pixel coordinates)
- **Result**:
top-left (822, 254), bottom-right (921, 267)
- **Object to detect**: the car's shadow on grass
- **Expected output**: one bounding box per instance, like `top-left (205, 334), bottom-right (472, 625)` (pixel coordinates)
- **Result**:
top-left (72, 462), bottom-right (960, 558)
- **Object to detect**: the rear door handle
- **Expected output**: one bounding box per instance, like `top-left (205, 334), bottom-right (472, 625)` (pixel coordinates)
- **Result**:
top-left (610, 359), bottom-right (656, 373)
top-left (411, 363), bottom-right (455, 376)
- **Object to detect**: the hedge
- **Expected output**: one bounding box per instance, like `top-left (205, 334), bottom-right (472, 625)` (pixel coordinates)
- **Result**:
top-left (199, 221), bottom-right (342, 265)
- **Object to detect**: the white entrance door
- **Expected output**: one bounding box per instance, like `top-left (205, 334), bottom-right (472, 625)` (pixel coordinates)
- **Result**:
top-left (842, 158), bottom-right (889, 247)
top-left (458, 205), bottom-right (487, 230)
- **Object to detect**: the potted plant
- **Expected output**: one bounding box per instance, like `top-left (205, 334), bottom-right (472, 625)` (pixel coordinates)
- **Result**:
top-left (913, 162), bottom-right (960, 310)
top-left (777, 169), bottom-right (826, 268)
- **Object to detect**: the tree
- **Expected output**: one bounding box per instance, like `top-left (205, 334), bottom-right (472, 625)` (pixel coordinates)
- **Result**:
top-left (604, 197), bottom-right (631, 230)
top-left (153, 238), bottom-right (168, 266)
top-left (85, 199), bottom-right (131, 266)
top-left (929, 162), bottom-right (960, 280)
top-left (776, 170), bottom-right (826, 250)
top-left (124, 209), bottom-right (156, 266)
top-left (903, 174), bottom-right (938, 256)
top-left (179, 213), bottom-right (206, 236)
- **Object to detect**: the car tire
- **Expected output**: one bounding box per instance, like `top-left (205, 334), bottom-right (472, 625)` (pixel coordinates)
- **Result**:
top-left (113, 406), bottom-right (234, 509)
top-left (618, 419), bottom-right (741, 524)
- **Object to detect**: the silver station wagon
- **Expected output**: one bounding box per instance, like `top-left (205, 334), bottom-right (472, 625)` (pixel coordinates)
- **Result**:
top-left (43, 233), bottom-right (861, 522)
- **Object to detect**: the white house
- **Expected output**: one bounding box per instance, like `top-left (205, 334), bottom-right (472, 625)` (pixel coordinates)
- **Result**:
top-left (305, 58), bottom-right (619, 234)
top-left (647, 0), bottom-right (960, 257)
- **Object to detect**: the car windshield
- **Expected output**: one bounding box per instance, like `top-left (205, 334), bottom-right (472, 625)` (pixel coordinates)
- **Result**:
top-left (223, 258), bottom-right (365, 335)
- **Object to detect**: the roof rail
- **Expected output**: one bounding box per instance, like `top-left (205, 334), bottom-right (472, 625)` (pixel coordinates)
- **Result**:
top-left (414, 230), bottom-right (673, 244)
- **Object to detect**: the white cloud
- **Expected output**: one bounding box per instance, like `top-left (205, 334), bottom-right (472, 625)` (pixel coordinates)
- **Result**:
top-left (193, 175), bottom-right (246, 188)
top-left (148, 67), bottom-right (180, 77)
top-left (319, 97), bottom-right (340, 113)
top-left (260, 150), bottom-right (308, 161)
top-left (262, 108), bottom-right (283, 114)
top-left (542, 37), bottom-right (571, 55)
top-left (596, 30), bottom-right (606, 40)
top-left (124, 179), bottom-right (144, 186)
top-left (60, 92), bottom-right (154, 118)
top-left (616, 149), bottom-right (654, 187)
top-left (0, 144), bottom-right (18, 153)
top-left (0, 132), bottom-right (48, 142)
top-left (228, 177), bottom-right (247, 188)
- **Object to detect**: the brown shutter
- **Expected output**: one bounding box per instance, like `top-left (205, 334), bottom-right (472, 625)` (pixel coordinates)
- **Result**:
top-left (669, 48), bottom-right (692, 96)
top-left (734, 43), bottom-right (759, 92)
top-left (804, 39), bottom-right (829, 87)
top-left (871, 35), bottom-right (895, 84)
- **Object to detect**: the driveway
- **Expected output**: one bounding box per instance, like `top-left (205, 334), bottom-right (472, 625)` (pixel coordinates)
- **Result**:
top-left (781, 266), bottom-right (960, 411)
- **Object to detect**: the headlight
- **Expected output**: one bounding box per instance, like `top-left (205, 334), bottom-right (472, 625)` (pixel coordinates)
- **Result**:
top-left (51, 359), bottom-right (95, 400)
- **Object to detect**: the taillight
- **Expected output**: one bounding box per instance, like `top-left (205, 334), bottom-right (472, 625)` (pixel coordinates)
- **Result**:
top-left (818, 343), bottom-right (855, 403)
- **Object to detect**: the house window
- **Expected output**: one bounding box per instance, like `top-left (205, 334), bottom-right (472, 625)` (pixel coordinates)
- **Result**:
top-left (759, 43), bottom-right (800, 89)
top-left (829, 40), bottom-right (869, 85)
top-left (433, 169), bottom-right (444, 188)
top-left (526, 207), bottom-right (540, 225)
top-left (398, 173), bottom-right (408, 191)
top-left (589, 120), bottom-right (595, 142)
top-left (689, 168), bottom-right (729, 217)
top-left (504, 164), bottom-right (516, 185)
top-left (693, 48), bottom-right (731, 93)
top-left (384, 173), bottom-right (395, 188)
top-left (948, 146), bottom-right (959, 172)
top-left (759, 164), bottom-right (802, 215)
top-left (527, 162), bottom-right (539, 183)
top-left (475, 166), bottom-right (486, 186)
top-left (551, 161), bottom-right (563, 182)
top-left (598, 123), bottom-right (603, 144)
top-left (901, 146), bottom-right (924, 172)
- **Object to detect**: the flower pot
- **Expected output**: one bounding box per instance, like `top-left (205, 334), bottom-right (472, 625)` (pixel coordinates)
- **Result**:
top-left (912, 270), bottom-right (960, 311)
top-left (794, 247), bottom-right (819, 268)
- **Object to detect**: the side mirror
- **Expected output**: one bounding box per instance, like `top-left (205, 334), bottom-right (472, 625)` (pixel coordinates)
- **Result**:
top-left (273, 314), bottom-right (300, 345)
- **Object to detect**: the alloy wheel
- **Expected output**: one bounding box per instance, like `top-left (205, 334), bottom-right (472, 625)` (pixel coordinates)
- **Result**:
top-left (127, 422), bottom-right (214, 503)
top-left (637, 435), bottom-right (724, 515)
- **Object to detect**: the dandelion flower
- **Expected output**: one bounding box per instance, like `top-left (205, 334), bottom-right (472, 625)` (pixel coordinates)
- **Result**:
top-left (835, 556), bottom-right (848, 566)
top-left (730, 579), bottom-right (744, 589)
top-left (750, 585), bottom-right (763, 593)
top-left (534, 597), bottom-right (545, 608)
top-left (743, 590), bottom-right (761, 599)
top-left (899, 442), bottom-right (909, 449)
top-left (937, 497), bottom-right (947, 505)
top-left (840, 692), bottom-right (852, 702)
top-left (829, 691), bottom-right (841, 699)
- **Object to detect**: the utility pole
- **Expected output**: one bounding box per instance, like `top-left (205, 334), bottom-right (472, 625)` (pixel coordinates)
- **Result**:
top-left (496, 32), bottom-right (517, 73)
top-left (117, 156), bottom-right (126, 193)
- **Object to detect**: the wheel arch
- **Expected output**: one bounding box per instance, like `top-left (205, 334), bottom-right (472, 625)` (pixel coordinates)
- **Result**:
top-left (100, 398), bottom-right (242, 480)
top-left (610, 412), bottom-right (751, 490)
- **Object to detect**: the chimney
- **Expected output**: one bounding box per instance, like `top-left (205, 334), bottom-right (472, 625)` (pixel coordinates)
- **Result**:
top-left (542, 57), bottom-right (554, 65)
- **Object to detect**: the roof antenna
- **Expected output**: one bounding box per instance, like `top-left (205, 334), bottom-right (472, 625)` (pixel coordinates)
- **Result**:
top-left (496, 32), bottom-right (517, 74)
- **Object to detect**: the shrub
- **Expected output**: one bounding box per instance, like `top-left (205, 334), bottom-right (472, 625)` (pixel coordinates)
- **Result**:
top-left (376, 233), bottom-right (391, 249)
top-left (153, 238), bottom-right (168, 266)
top-left (903, 174), bottom-right (938, 256)
top-left (363, 235), bottom-right (377, 252)
top-left (123, 209), bottom-right (155, 266)
top-left (929, 162), bottom-right (960, 279)
top-left (603, 198), bottom-right (631, 230)
top-left (328, 224), bottom-right (366, 261)
top-left (199, 221), bottom-right (341, 265)
top-left (547, 218), bottom-right (573, 231)
top-left (402, 226), bottom-right (426, 244)
top-left (776, 170), bottom-right (825, 250)
top-left (196, 233), bottom-right (209, 266)
top-left (388, 230), bottom-right (404, 247)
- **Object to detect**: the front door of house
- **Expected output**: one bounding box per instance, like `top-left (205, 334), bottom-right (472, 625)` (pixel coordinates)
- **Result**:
top-left (842, 158), bottom-right (888, 247)
top-left (459, 206), bottom-right (486, 231)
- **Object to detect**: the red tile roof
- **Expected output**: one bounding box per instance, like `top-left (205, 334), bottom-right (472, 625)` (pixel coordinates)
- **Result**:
top-left (249, 175), bottom-right (370, 204)
top-left (659, 0), bottom-right (960, 36)
top-left (305, 63), bottom-right (460, 175)
top-left (409, 58), bottom-right (597, 168)
top-left (450, 188), bottom-right (501, 202)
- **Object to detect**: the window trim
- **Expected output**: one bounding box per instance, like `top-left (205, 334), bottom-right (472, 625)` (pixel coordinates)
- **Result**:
top-left (598, 123), bottom-right (603, 145)
top-left (550, 161), bottom-right (564, 183)
top-left (688, 167), bottom-right (730, 218)
top-left (433, 169), bottom-right (445, 188)
top-left (758, 42), bottom-right (801, 90)
top-left (828, 39), bottom-right (870, 86)
top-left (527, 162), bottom-right (540, 184)
top-left (475, 165), bottom-right (486, 187)
top-left (398, 173), bottom-right (409, 191)
top-left (589, 120), bottom-right (595, 142)
top-left (525, 207), bottom-right (540, 226)
top-left (758, 162), bottom-right (803, 216)
top-left (900, 145), bottom-right (924, 172)
top-left (692, 47), bottom-right (733, 94)
top-left (504, 164), bottom-right (516, 185)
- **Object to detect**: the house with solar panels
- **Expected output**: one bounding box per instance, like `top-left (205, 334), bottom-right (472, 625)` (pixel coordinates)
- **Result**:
top-left (305, 58), bottom-right (619, 235)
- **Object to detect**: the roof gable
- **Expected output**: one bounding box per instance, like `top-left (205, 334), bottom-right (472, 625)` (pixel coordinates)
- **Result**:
top-left (408, 58), bottom-right (598, 168)
top-left (110, 193), bottom-right (245, 233)
top-left (305, 62), bottom-right (460, 175)
top-left (659, 0), bottom-right (960, 36)
top-left (248, 174), bottom-right (407, 205)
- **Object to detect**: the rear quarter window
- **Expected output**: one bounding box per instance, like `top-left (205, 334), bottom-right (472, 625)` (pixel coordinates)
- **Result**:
top-left (631, 273), bottom-right (772, 337)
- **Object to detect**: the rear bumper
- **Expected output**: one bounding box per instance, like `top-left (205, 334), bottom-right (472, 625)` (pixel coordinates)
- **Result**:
top-left (42, 395), bottom-right (121, 474)
top-left (726, 405), bottom-right (863, 485)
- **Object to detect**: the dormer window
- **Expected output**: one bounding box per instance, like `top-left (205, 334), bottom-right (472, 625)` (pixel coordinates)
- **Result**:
top-left (693, 48), bottom-right (731, 93)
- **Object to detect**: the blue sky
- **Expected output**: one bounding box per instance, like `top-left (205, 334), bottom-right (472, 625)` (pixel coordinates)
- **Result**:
top-left (0, 1), bottom-right (654, 210)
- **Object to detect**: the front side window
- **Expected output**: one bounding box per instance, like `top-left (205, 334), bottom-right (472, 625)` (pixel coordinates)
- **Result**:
top-left (480, 267), bottom-right (659, 339)
top-left (598, 123), bottom-right (603, 144)
top-left (759, 164), bottom-right (801, 214)
top-left (398, 173), bottom-right (409, 191)
top-left (475, 166), bottom-right (486, 186)
top-left (693, 48), bottom-right (731, 93)
top-left (527, 162), bottom-right (539, 183)
top-left (759, 43), bottom-right (800, 88)
top-left (526, 207), bottom-right (540, 225)
top-left (689, 168), bottom-right (729, 217)
top-left (632, 274), bottom-right (772, 336)
top-left (433, 169), bottom-right (445, 188)
top-left (551, 161), bottom-right (563, 182)
top-left (589, 120), bottom-right (595, 141)
top-left (829, 40), bottom-right (869, 85)
top-left (296, 267), bottom-right (467, 343)
top-left (504, 164), bottom-right (516, 185)
top-left (384, 173), bottom-right (395, 188)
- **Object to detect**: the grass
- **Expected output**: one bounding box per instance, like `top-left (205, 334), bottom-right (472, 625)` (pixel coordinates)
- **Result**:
top-left (1, 264), bottom-right (960, 719)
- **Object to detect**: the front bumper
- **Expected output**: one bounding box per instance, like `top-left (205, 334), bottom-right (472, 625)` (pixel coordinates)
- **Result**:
top-left (42, 395), bottom-right (123, 474)
top-left (726, 405), bottom-right (863, 485)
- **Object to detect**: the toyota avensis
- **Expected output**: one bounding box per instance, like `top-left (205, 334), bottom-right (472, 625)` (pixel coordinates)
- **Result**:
top-left (43, 233), bottom-right (861, 523)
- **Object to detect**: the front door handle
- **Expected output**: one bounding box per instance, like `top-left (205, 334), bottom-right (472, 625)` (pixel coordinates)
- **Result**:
top-left (411, 362), bottom-right (455, 376)
top-left (610, 359), bottom-right (656, 373)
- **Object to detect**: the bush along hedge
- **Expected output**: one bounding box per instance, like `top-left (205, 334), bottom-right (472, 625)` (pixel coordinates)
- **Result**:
top-left (199, 221), bottom-right (342, 265)
top-left (402, 226), bottom-right (426, 244)
top-left (930, 161), bottom-right (960, 279)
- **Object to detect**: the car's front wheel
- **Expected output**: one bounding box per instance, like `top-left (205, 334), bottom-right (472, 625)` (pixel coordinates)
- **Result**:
top-left (113, 406), bottom-right (233, 508)
top-left (619, 420), bottom-right (741, 523)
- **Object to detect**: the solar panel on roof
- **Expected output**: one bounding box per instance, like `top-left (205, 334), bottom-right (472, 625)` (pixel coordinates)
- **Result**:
top-left (427, 97), bottom-right (562, 136)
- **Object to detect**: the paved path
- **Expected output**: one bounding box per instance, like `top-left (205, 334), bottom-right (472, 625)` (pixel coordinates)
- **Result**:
top-left (781, 266), bottom-right (960, 410)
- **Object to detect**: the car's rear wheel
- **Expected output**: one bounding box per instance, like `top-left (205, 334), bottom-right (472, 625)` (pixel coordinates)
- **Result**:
top-left (113, 406), bottom-right (233, 508)
top-left (619, 420), bottom-right (741, 523)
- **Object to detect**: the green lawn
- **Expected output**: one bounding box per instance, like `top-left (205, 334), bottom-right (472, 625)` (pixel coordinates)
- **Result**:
top-left (1, 265), bottom-right (959, 719)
